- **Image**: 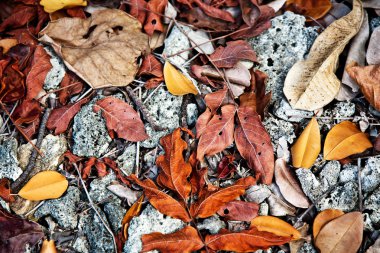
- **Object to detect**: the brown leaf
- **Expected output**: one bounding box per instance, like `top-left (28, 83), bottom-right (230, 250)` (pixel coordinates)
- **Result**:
top-left (47, 97), bottom-right (89, 135)
top-left (285, 0), bottom-right (332, 20)
top-left (180, 7), bottom-right (233, 31)
top-left (127, 0), bottom-right (147, 25)
top-left (82, 157), bottom-right (96, 179)
top-left (137, 54), bottom-right (163, 77)
top-left (315, 212), bottom-right (363, 253)
top-left (58, 72), bottom-right (84, 105)
top-left (235, 106), bottom-right (274, 184)
top-left (103, 158), bottom-right (131, 186)
top-left (12, 99), bottom-right (42, 126)
top-left (192, 0), bottom-right (235, 23)
top-left (66, 7), bottom-right (86, 19)
top-left (210, 40), bottom-right (257, 68)
top-left (0, 178), bottom-right (14, 203)
top-left (142, 226), bottom-right (204, 253)
top-left (217, 200), bottom-right (259, 221)
top-left (346, 64), bottom-right (380, 111)
top-left (196, 104), bottom-right (236, 161)
top-left (313, 209), bottom-right (344, 238)
top-left (93, 97), bottom-right (148, 142)
top-left (0, 61), bottom-right (26, 103)
top-left (144, 0), bottom-right (167, 36)
top-left (39, 9), bottom-right (150, 89)
top-left (204, 88), bottom-right (230, 113)
top-left (0, 5), bottom-right (37, 32)
top-left (217, 155), bottom-right (236, 179)
top-left (95, 160), bottom-right (108, 177)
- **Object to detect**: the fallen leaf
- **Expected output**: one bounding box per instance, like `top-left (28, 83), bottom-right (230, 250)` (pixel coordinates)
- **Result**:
top-left (93, 97), bottom-right (148, 142)
top-left (285, 0), bottom-right (332, 20)
top-left (283, 0), bottom-right (363, 111)
top-left (366, 26), bottom-right (380, 65)
top-left (107, 183), bottom-right (141, 206)
top-left (144, 0), bottom-right (168, 35)
top-left (291, 117), bottom-right (321, 168)
top-left (188, 30), bottom-right (215, 55)
top-left (0, 38), bottom-right (18, 53)
top-left (250, 216), bottom-right (301, 240)
top-left (289, 223), bottom-right (310, 253)
top-left (0, 178), bottom-right (14, 203)
top-left (66, 7), bottom-right (87, 18)
top-left (181, 7), bottom-right (233, 31)
top-left (137, 54), bottom-right (163, 77)
top-left (315, 212), bottom-right (363, 253)
top-left (40, 0), bottom-right (87, 13)
top-left (313, 209), bottom-right (344, 238)
top-left (346, 64), bottom-right (380, 111)
top-left (58, 72), bottom-right (84, 105)
top-left (103, 158), bottom-right (131, 186)
top-left (274, 158), bottom-right (310, 208)
top-left (234, 106), bottom-right (274, 184)
top-left (18, 171), bottom-right (69, 201)
top-left (204, 88), bottom-right (230, 113)
top-left (324, 121), bottom-right (372, 160)
top-left (39, 9), bottom-right (150, 89)
top-left (192, 0), bottom-right (235, 23)
top-left (217, 200), bottom-right (259, 221)
top-left (142, 226), bottom-right (204, 253)
top-left (12, 99), bottom-right (42, 126)
top-left (127, 0), bottom-right (147, 25)
top-left (267, 193), bottom-right (296, 216)
top-left (121, 195), bottom-right (144, 242)
top-left (0, 61), bottom-right (26, 103)
top-left (164, 61), bottom-right (198, 95)
top-left (0, 5), bottom-right (37, 32)
top-left (217, 155), bottom-right (236, 179)
top-left (267, 0), bottom-right (286, 12)
top-left (40, 239), bottom-right (57, 253)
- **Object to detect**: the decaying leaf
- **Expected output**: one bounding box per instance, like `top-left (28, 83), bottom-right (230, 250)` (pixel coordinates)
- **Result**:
top-left (285, 0), bottom-right (332, 20)
top-left (217, 200), bottom-right (259, 221)
top-left (313, 209), bottom-right (344, 238)
top-left (324, 121), bottom-right (372, 160)
top-left (40, 0), bottom-right (87, 13)
top-left (137, 54), bottom-right (163, 77)
top-left (274, 159), bottom-right (309, 208)
top-left (18, 171), bottom-right (69, 201)
top-left (283, 0), bottom-right (363, 111)
top-left (291, 117), bottom-right (320, 169)
top-left (315, 212), bottom-right (363, 253)
top-left (39, 9), bottom-right (149, 89)
top-left (164, 61), bottom-right (198, 95)
top-left (0, 178), bottom-right (14, 203)
top-left (40, 239), bottom-right (57, 253)
top-left (251, 216), bottom-right (301, 240)
top-left (0, 61), bottom-right (26, 103)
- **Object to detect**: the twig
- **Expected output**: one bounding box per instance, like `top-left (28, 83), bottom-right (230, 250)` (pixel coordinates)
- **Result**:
top-left (74, 163), bottom-right (117, 253)
top-left (180, 94), bottom-right (191, 128)
top-left (142, 83), bottom-right (163, 104)
top-left (135, 88), bottom-right (142, 177)
top-left (24, 201), bottom-right (45, 217)
top-left (358, 158), bottom-right (363, 212)
top-left (0, 101), bottom-right (18, 133)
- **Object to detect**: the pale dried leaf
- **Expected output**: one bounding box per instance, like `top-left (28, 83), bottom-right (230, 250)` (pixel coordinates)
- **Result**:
top-left (188, 30), bottom-right (214, 55)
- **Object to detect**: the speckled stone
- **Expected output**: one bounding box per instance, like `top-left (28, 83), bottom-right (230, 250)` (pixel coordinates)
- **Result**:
top-left (163, 25), bottom-right (192, 67)
top-left (263, 114), bottom-right (296, 150)
top-left (0, 137), bottom-right (22, 181)
top-left (44, 46), bottom-right (65, 91)
top-left (116, 145), bottom-right (136, 176)
top-left (197, 215), bottom-right (225, 234)
top-left (273, 99), bottom-right (313, 122)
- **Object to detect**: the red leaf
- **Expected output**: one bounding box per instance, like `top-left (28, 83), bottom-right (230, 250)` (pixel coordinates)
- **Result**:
top-left (95, 160), bottom-right (108, 177)
top-left (217, 200), bottom-right (259, 221)
top-left (210, 40), bottom-right (257, 68)
top-left (46, 97), bottom-right (89, 135)
top-left (63, 150), bottom-right (83, 163)
top-left (128, 0), bottom-right (147, 25)
top-left (204, 88), bottom-right (230, 113)
top-left (192, 0), bottom-right (235, 23)
top-left (12, 99), bottom-right (42, 126)
top-left (0, 5), bottom-right (37, 32)
top-left (93, 97), bottom-right (148, 142)
top-left (82, 157), bottom-right (96, 179)
top-left (58, 72), bottom-right (84, 105)
top-left (217, 155), bottom-right (236, 179)
top-left (66, 7), bottom-right (86, 19)
top-left (0, 61), bottom-right (26, 103)
top-left (7, 44), bottom-right (34, 71)
top-left (234, 107), bottom-right (274, 184)
top-left (0, 178), bottom-right (14, 203)
top-left (21, 117), bottom-right (39, 139)
top-left (142, 226), bottom-right (204, 253)
top-left (144, 0), bottom-right (168, 36)
top-left (195, 108), bottom-right (212, 138)
top-left (180, 7), bottom-right (233, 31)
top-left (103, 158), bottom-right (130, 186)
top-left (144, 76), bottom-right (164, 89)
top-left (137, 54), bottom-right (163, 77)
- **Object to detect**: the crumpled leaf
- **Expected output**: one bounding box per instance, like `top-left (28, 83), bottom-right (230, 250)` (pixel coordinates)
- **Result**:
top-left (250, 216), bottom-right (301, 240)
top-left (40, 0), bottom-right (87, 13)
top-left (18, 171), bottom-right (69, 201)
top-left (285, 0), bottom-right (332, 20)
top-left (39, 9), bottom-right (150, 89)
top-left (93, 97), bottom-right (148, 142)
top-left (315, 212), bottom-right (363, 253)
top-left (142, 226), bottom-right (204, 253)
top-left (283, 0), bottom-right (363, 111)
top-left (120, 195), bottom-right (144, 242)
top-left (291, 117), bottom-right (320, 168)
top-left (137, 54), bottom-right (163, 77)
top-left (217, 200), bottom-right (259, 221)
top-left (164, 61), bottom-right (198, 95)
top-left (324, 121), bottom-right (372, 160)
top-left (313, 209), bottom-right (344, 238)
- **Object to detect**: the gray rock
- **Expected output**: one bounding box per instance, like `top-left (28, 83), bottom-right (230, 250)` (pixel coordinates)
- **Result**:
top-left (273, 99), bottom-right (313, 123)
top-left (364, 187), bottom-right (380, 225)
top-left (245, 185), bottom-right (271, 204)
top-left (197, 215), bottom-right (225, 234)
top-left (249, 12), bottom-right (318, 101)
top-left (124, 204), bottom-right (185, 253)
top-left (163, 25), bottom-right (192, 67)
top-left (104, 202), bottom-right (126, 233)
top-left (116, 145), bottom-right (136, 176)
top-left (141, 87), bottom-right (182, 148)
top-left (187, 103), bottom-right (198, 126)
top-left (72, 97), bottom-right (111, 157)
top-left (44, 46), bottom-right (66, 90)
top-left (35, 186), bottom-right (80, 229)
top-left (72, 236), bottom-right (90, 253)
top-left (0, 137), bottom-right (22, 180)
top-left (298, 242), bottom-right (317, 253)
top-left (263, 114), bottom-right (296, 150)
top-left (316, 182), bottom-right (358, 212)
top-left (363, 213), bottom-right (375, 232)
top-left (370, 16), bottom-right (380, 32)
top-left (89, 173), bottom-right (118, 203)
top-left (319, 102), bottom-right (355, 128)
top-left (259, 202), bottom-right (269, 216)
top-left (339, 164), bottom-right (358, 184)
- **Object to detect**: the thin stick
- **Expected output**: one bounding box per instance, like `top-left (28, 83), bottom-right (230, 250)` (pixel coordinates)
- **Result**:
top-left (142, 83), bottom-right (163, 104)
top-left (358, 158), bottom-right (363, 212)
top-left (24, 201), bottom-right (45, 217)
top-left (135, 88), bottom-right (142, 177)
top-left (0, 101), bottom-right (18, 133)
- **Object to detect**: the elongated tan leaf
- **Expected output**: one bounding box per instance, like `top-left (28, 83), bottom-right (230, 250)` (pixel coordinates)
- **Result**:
top-left (251, 216), bottom-right (301, 240)
top-left (291, 117), bottom-right (320, 168)
top-left (283, 0), bottom-right (363, 111)
top-left (18, 171), bottom-right (68, 201)
top-left (315, 212), bottom-right (363, 253)
top-left (313, 209), bottom-right (344, 238)
top-left (164, 61), bottom-right (198, 95)
top-left (324, 121), bottom-right (372, 160)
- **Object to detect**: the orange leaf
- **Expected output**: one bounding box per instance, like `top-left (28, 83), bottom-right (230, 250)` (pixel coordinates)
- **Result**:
top-left (13, 99), bottom-right (42, 126)
top-left (164, 61), bottom-right (198, 95)
top-left (217, 200), bottom-right (259, 221)
top-left (313, 209), bottom-right (344, 238)
top-left (122, 195), bottom-right (144, 241)
top-left (0, 178), bottom-right (14, 203)
top-left (40, 239), bottom-right (57, 253)
top-left (137, 54), bottom-right (163, 77)
top-left (250, 216), bottom-right (301, 240)
top-left (324, 121), bottom-right (372, 160)
top-left (204, 88), bottom-right (229, 113)
top-left (142, 226), bottom-right (204, 253)
top-left (144, 0), bottom-right (167, 35)
top-left (0, 38), bottom-right (18, 54)
top-left (285, 0), bottom-right (332, 20)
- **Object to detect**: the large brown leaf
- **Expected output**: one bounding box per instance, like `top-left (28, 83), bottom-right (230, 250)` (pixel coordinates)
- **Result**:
top-left (234, 106), bottom-right (274, 184)
top-left (217, 200), bottom-right (259, 221)
top-left (39, 9), bottom-right (150, 89)
top-left (93, 97), bottom-right (148, 142)
top-left (142, 226), bottom-right (204, 253)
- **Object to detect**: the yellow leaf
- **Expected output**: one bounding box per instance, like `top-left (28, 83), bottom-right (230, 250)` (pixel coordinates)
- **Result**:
top-left (291, 117), bottom-right (321, 168)
top-left (0, 38), bottom-right (18, 54)
top-left (324, 121), bottom-right (372, 160)
top-left (164, 61), bottom-right (198, 95)
top-left (40, 0), bottom-right (87, 13)
top-left (313, 209), bottom-right (344, 238)
top-left (18, 171), bottom-right (68, 201)
top-left (40, 239), bottom-right (58, 253)
top-left (250, 216), bottom-right (301, 240)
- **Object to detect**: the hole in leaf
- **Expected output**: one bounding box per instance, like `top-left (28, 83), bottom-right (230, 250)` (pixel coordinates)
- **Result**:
top-left (151, 19), bottom-right (157, 25)
top-left (223, 209), bottom-right (229, 215)
top-left (83, 25), bottom-right (97, 39)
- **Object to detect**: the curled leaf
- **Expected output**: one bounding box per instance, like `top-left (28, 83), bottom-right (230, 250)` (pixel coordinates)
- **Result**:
top-left (121, 195), bottom-right (144, 242)
top-left (40, 0), bottom-right (87, 13)
top-left (164, 61), bottom-right (198, 95)
top-left (313, 209), bottom-right (344, 238)
top-left (250, 216), bottom-right (301, 240)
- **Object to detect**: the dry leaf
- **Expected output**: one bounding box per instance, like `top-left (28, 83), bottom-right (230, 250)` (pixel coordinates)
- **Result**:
top-left (144, 0), bottom-right (168, 35)
top-left (250, 216), bottom-right (301, 240)
top-left (164, 61), bottom-right (198, 95)
top-left (367, 26), bottom-right (380, 65)
top-left (40, 0), bottom-right (87, 13)
top-left (137, 54), bottom-right (163, 77)
top-left (0, 178), bottom-right (14, 203)
top-left (121, 195), bottom-right (144, 242)
top-left (0, 38), bottom-right (18, 53)
top-left (204, 88), bottom-right (229, 114)
top-left (107, 183), bottom-right (141, 206)
top-left (39, 9), bottom-right (149, 89)
top-left (313, 209), bottom-right (344, 238)
top-left (40, 239), bottom-right (58, 253)
top-left (283, 0), bottom-right (363, 111)
top-left (188, 30), bottom-right (215, 55)
top-left (0, 5), bottom-right (37, 33)
top-left (217, 200), bottom-right (259, 221)
top-left (324, 121), bottom-right (372, 160)
top-left (285, 0), bottom-right (332, 20)
top-left (289, 223), bottom-right (310, 253)
top-left (315, 212), bottom-right (363, 253)
top-left (274, 158), bottom-right (309, 208)
top-left (267, 193), bottom-right (296, 216)
top-left (291, 117), bottom-right (320, 168)
top-left (18, 171), bottom-right (68, 201)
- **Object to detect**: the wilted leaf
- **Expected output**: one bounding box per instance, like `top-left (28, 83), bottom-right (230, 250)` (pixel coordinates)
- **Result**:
top-left (137, 54), bottom-right (163, 77)
top-left (39, 9), bottom-right (149, 89)
top-left (40, 0), bottom-right (87, 13)
top-left (274, 159), bottom-right (309, 208)
top-left (191, 0), bottom-right (235, 23)
top-left (13, 99), bottom-right (42, 126)
top-left (18, 171), bottom-right (69, 201)
top-left (217, 155), bottom-right (236, 179)
top-left (291, 117), bottom-right (320, 168)
top-left (0, 61), bottom-right (26, 103)
top-left (164, 61), bottom-right (198, 95)
top-left (181, 7), bottom-right (233, 31)
top-left (40, 239), bottom-right (57, 253)
top-left (93, 97), bottom-right (148, 142)
top-left (267, 193), bottom-right (296, 216)
top-left (0, 178), bottom-right (14, 203)
top-left (283, 0), bottom-right (363, 111)
top-left (217, 200), bottom-right (259, 221)
top-left (315, 212), bottom-right (363, 253)
top-left (0, 38), bottom-right (18, 53)
top-left (142, 226), bottom-right (204, 253)
top-left (313, 209), bottom-right (344, 238)
top-left (285, 0), bottom-right (332, 20)
top-left (324, 121), bottom-right (372, 160)
top-left (58, 72), bottom-right (84, 105)
top-left (251, 216), bottom-right (301, 240)
top-left (128, 0), bottom-right (147, 25)
top-left (234, 106), bottom-right (274, 184)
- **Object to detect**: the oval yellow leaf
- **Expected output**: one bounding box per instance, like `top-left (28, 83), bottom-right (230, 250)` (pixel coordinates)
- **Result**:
top-left (164, 61), bottom-right (198, 95)
top-left (250, 216), bottom-right (301, 240)
top-left (41, 239), bottom-right (58, 253)
top-left (324, 121), bottom-right (372, 160)
top-left (40, 0), bottom-right (87, 13)
top-left (291, 117), bottom-right (321, 168)
top-left (313, 209), bottom-right (344, 238)
top-left (18, 171), bottom-right (68, 201)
